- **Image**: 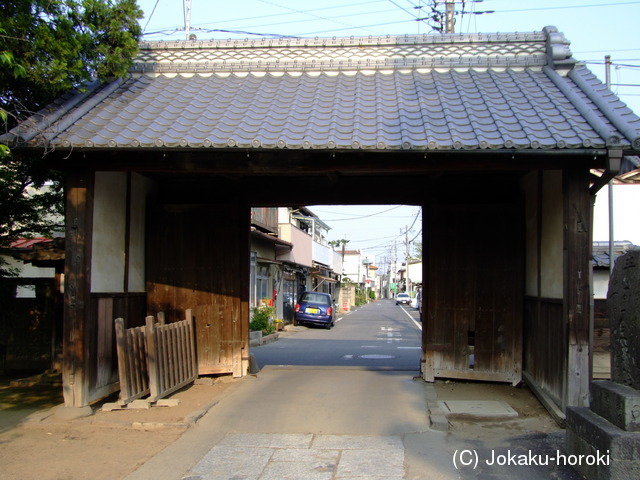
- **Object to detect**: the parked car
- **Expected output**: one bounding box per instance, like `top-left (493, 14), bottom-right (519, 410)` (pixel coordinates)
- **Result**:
top-left (395, 293), bottom-right (411, 305)
top-left (295, 291), bottom-right (335, 329)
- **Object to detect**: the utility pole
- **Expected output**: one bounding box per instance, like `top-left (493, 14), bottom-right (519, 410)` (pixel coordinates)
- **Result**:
top-left (445, 0), bottom-right (455, 33)
top-left (405, 226), bottom-right (412, 295)
top-left (184, 0), bottom-right (192, 40)
top-left (605, 55), bottom-right (615, 276)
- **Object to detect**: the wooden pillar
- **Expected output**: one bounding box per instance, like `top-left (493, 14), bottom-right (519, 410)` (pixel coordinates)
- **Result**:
top-left (563, 165), bottom-right (592, 409)
top-left (63, 171), bottom-right (94, 407)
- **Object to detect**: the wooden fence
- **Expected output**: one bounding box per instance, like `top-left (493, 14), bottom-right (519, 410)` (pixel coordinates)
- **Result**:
top-left (114, 309), bottom-right (198, 405)
top-left (114, 319), bottom-right (150, 404)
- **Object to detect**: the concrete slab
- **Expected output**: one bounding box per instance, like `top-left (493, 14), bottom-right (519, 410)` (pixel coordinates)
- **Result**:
top-left (438, 400), bottom-right (518, 417)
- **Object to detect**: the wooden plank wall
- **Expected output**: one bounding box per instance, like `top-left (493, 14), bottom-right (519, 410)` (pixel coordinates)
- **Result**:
top-left (146, 204), bottom-right (249, 377)
top-left (424, 202), bottom-right (523, 385)
top-left (523, 297), bottom-right (565, 407)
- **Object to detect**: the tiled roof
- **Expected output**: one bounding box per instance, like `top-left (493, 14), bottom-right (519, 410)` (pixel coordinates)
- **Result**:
top-left (4, 27), bottom-right (640, 152)
top-left (592, 241), bottom-right (638, 268)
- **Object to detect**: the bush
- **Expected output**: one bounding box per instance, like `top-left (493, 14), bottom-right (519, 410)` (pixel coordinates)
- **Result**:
top-left (249, 301), bottom-right (276, 335)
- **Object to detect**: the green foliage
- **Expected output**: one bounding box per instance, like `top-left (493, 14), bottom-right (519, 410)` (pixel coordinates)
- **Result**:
top-left (249, 301), bottom-right (276, 335)
top-left (0, 1), bottom-right (143, 266)
top-left (369, 289), bottom-right (376, 300)
top-left (0, 153), bottom-right (64, 244)
top-left (0, 1), bottom-right (143, 115)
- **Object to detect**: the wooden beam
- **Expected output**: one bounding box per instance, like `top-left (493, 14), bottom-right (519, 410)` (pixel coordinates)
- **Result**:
top-left (63, 171), bottom-right (94, 407)
top-left (563, 165), bottom-right (592, 409)
top-left (40, 148), bottom-right (610, 176)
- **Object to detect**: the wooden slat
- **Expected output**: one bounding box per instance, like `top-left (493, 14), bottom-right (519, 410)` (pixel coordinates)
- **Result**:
top-left (147, 310), bottom-right (198, 402)
top-left (114, 318), bottom-right (150, 404)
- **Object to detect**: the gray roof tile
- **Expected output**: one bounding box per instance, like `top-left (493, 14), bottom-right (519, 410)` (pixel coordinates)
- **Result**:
top-left (5, 30), bottom-right (640, 152)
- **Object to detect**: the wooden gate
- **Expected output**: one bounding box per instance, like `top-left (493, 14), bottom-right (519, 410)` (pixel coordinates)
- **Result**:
top-left (424, 203), bottom-right (523, 385)
top-left (146, 310), bottom-right (198, 402)
top-left (114, 319), bottom-right (150, 404)
top-left (114, 310), bottom-right (198, 405)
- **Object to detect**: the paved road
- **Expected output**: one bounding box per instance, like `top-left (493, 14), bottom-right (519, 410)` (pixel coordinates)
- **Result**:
top-left (126, 301), bottom-right (457, 480)
top-left (253, 299), bottom-right (423, 370)
top-left (125, 301), bottom-right (583, 480)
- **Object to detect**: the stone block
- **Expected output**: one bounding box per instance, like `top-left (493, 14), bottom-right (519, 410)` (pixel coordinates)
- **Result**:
top-left (127, 399), bottom-right (151, 409)
top-left (566, 406), bottom-right (640, 480)
top-left (607, 250), bottom-right (640, 390)
top-left (591, 381), bottom-right (640, 432)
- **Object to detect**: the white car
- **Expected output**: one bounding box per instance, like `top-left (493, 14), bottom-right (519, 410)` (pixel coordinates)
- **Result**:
top-left (395, 293), bottom-right (411, 305)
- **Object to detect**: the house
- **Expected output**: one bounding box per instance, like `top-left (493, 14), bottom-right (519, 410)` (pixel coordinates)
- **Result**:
top-left (274, 207), bottom-right (341, 322)
top-left (2, 27), bottom-right (640, 415)
top-left (250, 207), bottom-right (292, 319)
top-left (0, 238), bottom-right (64, 372)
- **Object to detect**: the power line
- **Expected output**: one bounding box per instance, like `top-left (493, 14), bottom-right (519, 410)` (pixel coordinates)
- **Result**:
top-left (321, 205), bottom-right (405, 222)
top-left (497, 1), bottom-right (640, 14)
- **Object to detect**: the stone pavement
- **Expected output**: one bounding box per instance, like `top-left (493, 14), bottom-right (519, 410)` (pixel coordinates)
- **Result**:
top-left (182, 433), bottom-right (405, 480)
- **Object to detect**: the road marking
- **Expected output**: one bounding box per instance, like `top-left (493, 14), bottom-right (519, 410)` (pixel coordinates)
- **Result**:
top-left (397, 346), bottom-right (421, 350)
top-left (399, 306), bottom-right (422, 330)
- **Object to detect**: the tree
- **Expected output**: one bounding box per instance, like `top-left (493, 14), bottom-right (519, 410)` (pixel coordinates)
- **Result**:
top-left (0, 0), bottom-right (142, 257)
top-left (1, 0), bottom-right (143, 120)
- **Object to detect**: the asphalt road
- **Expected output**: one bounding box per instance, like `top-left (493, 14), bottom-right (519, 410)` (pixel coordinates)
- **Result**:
top-left (252, 299), bottom-right (423, 370)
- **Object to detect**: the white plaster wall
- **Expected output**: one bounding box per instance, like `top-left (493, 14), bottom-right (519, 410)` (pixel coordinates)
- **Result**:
top-left (128, 174), bottom-right (154, 292)
top-left (91, 172), bottom-right (127, 292)
top-left (593, 270), bottom-right (610, 299)
top-left (541, 171), bottom-right (564, 299)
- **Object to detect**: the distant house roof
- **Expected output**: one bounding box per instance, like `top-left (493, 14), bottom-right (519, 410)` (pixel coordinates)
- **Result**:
top-left (3, 237), bottom-right (65, 267)
top-left (592, 240), bottom-right (638, 268)
top-left (4, 27), bottom-right (639, 155)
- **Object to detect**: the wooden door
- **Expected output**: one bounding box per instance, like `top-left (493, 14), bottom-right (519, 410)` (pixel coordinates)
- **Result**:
top-left (146, 204), bottom-right (249, 377)
top-left (424, 203), bottom-right (523, 385)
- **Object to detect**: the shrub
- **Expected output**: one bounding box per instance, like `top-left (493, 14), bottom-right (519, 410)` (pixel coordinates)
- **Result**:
top-left (249, 300), bottom-right (276, 335)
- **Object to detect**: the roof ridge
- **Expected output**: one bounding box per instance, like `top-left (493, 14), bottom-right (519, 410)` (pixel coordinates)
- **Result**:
top-left (139, 31), bottom-right (547, 51)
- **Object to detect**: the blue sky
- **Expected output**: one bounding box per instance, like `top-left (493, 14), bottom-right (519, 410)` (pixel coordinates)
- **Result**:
top-left (135, 1), bottom-right (640, 261)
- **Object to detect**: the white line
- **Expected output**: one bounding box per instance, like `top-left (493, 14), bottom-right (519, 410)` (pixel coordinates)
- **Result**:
top-left (400, 306), bottom-right (422, 330)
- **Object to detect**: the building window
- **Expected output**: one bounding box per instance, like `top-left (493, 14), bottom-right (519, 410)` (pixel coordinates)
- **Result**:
top-left (256, 265), bottom-right (269, 304)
